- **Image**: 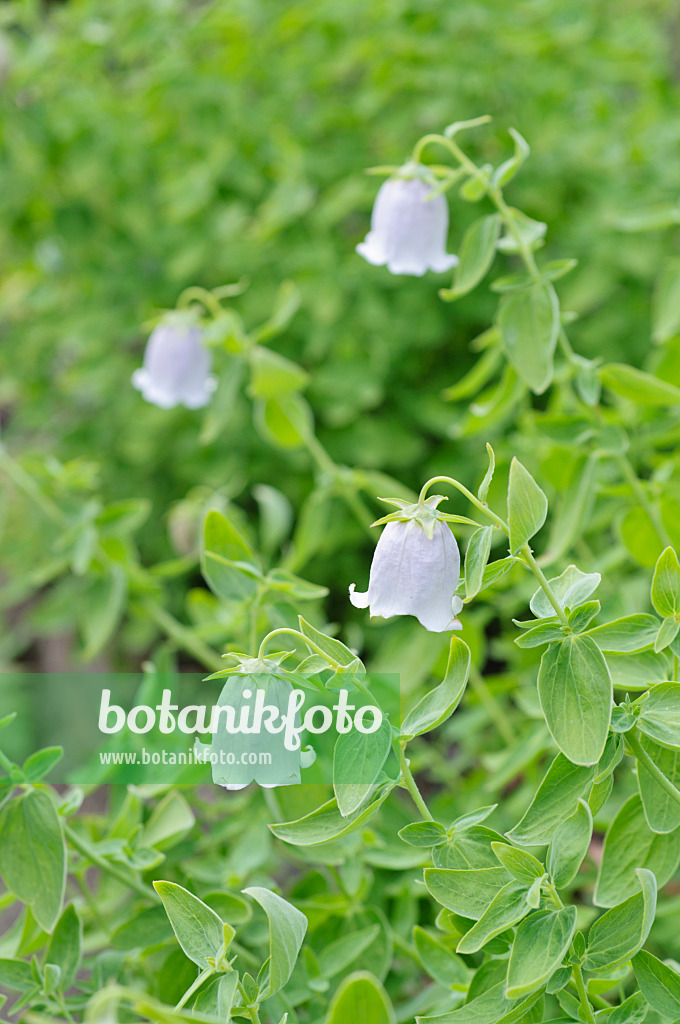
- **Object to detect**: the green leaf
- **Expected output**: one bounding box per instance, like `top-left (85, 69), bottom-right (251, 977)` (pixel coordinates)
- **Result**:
top-left (506, 907), bottom-right (577, 998)
top-left (416, 981), bottom-right (508, 1024)
top-left (443, 345), bottom-right (503, 402)
top-left (652, 256), bottom-right (680, 343)
top-left (607, 991), bottom-right (649, 1024)
top-left (247, 346), bottom-right (308, 399)
top-left (514, 621), bottom-right (564, 648)
top-left (586, 614), bottom-right (659, 653)
top-left (201, 552), bottom-right (260, 602)
top-left (465, 526), bottom-right (494, 600)
top-left (0, 959), bottom-right (35, 992)
top-left (507, 754), bottom-right (594, 846)
top-left (398, 821), bottom-right (448, 847)
top-left (153, 881), bottom-right (224, 969)
top-left (637, 735), bottom-right (680, 833)
top-left (111, 906), bottom-right (174, 950)
top-left (498, 284), bottom-right (559, 394)
top-left (191, 972), bottom-right (238, 1021)
top-left (632, 949), bottom-right (680, 1018)
top-left (401, 635), bottom-right (470, 739)
top-left (413, 928), bottom-right (469, 989)
top-left (651, 546), bottom-right (680, 617)
top-left (538, 635), bottom-right (612, 766)
top-left (491, 843), bottom-right (544, 883)
top-left (599, 363), bottom-right (680, 405)
top-left (568, 601), bottom-right (600, 632)
top-left (254, 393), bottom-right (313, 449)
top-left (424, 867), bottom-right (509, 920)
top-left (46, 904), bottom-right (81, 991)
top-left (583, 868), bottom-right (656, 971)
top-left (547, 799), bottom-right (593, 888)
top-left (440, 215), bottom-right (501, 300)
top-left (203, 509), bottom-right (255, 563)
top-left (507, 458), bottom-right (548, 555)
top-left (594, 795), bottom-right (680, 906)
top-left (252, 280), bottom-right (301, 343)
top-left (0, 789), bottom-right (66, 932)
top-left (140, 790), bottom-right (195, 850)
top-left (242, 886), bottom-right (307, 998)
top-left (492, 128), bottom-right (530, 188)
top-left (22, 746), bottom-right (63, 783)
top-left (334, 717), bottom-right (391, 817)
top-left (79, 565), bottom-right (127, 660)
top-left (456, 881), bottom-right (529, 954)
top-left (530, 565), bottom-right (601, 618)
top-left (318, 925), bottom-right (382, 980)
top-left (477, 443), bottom-right (496, 504)
top-left (269, 791), bottom-right (389, 846)
top-left (654, 615), bottom-right (680, 652)
top-left (636, 683), bottom-right (680, 748)
top-left (327, 971), bottom-right (396, 1024)
top-left (298, 616), bottom-right (361, 668)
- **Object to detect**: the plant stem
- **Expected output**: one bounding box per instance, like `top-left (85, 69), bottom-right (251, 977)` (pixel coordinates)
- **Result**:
top-left (65, 824), bottom-right (159, 902)
top-left (175, 967), bottom-right (215, 1010)
top-left (418, 475), bottom-right (508, 533)
top-left (143, 599), bottom-right (224, 672)
top-left (257, 626), bottom-right (337, 666)
top-left (237, 981), bottom-right (263, 1024)
top-left (616, 454), bottom-right (672, 549)
top-left (572, 962), bottom-right (596, 1024)
top-left (520, 544), bottom-right (569, 627)
top-left (398, 744), bottom-right (434, 821)
top-left (628, 730), bottom-right (680, 808)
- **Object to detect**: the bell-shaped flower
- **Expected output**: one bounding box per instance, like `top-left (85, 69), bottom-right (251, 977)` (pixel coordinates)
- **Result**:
top-left (350, 504), bottom-right (463, 632)
top-left (132, 314), bottom-right (216, 409)
top-left (356, 176), bottom-right (458, 276)
top-left (203, 657), bottom-right (314, 791)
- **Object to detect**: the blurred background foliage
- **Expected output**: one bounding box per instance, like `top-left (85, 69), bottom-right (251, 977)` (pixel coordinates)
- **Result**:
top-left (2, 0), bottom-right (680, 663)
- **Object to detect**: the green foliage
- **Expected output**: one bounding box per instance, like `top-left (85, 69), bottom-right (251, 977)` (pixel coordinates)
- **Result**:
top-left (2, 2), bottom-right (680, 1021)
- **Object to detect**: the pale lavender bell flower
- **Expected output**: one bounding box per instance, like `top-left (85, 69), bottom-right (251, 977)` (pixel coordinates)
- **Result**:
top-left (356, 177), bottom-right (458, 276)
top-left (350, 518), bottom-right (463, 632)
top-left (132, 314), bottom-right (216, 409)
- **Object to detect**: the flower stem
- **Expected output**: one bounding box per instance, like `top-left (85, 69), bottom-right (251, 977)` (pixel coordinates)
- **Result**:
top-left (257, 626), bottom-right (337, 665)
top-left (418, 475), bottom-right (508, 533)
top-left (520, 544), bottom-right (569, 627)
top-left (628, 730), bottom-right (680, 808)
top-left (398, 744), bottom-right (434, 821)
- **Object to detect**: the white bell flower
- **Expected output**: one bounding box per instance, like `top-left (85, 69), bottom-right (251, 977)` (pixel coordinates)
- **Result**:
top-left (356, 176), bottom-right (458, 276)
top-left (350, 516), bottom-right (463, 632)
top-left (132, 315), bottom-right (216, 409)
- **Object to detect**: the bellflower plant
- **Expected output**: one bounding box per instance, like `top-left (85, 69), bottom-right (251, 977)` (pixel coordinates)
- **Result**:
top-left (132, 313), bottom-right (216, 409)
top-left (349, 496), bottom-right (463, 631)
top-left (6, 98), bottom-right (680, 1024)
top-left (356, 170), bottom-right (459, 276)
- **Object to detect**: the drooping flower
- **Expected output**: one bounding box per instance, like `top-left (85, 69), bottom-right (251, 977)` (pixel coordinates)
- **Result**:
top-left (349, 504), bottom-right (463, 632)
top-left (356, 176), bottom-right (458, 276)
top-left (202, 656), bottom-right (314, 792)
top-left (132, 314), bottom-right (216, 409)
